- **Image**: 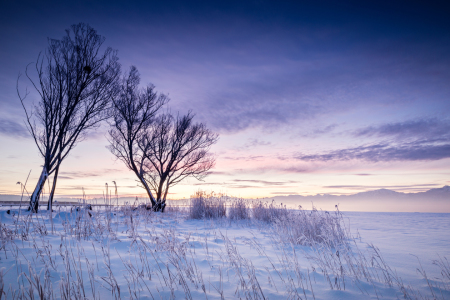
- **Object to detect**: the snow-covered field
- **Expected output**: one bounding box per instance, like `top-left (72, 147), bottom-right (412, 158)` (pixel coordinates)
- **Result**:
top-left (0, 203), bottom-right (449, 300)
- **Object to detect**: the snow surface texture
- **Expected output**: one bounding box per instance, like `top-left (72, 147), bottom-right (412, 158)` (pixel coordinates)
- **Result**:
top-left (0, 203), bottom-right (449, 300)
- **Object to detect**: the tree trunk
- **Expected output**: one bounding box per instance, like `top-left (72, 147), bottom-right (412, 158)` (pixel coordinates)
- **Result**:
top-left (137, 173), bottom-right (157, 208)
top-left (29, 166), bottom-right (48, 213)
top-left (47, 164), bottom-right (60, 211)
top-left (153, 177), bottom-right (169, 212)
top-left (161, 183), bottom-right (169, 213)
top-left (156, 178), bottom-right (164, 203)
top-left (154, 186), bottom-right (163, 212)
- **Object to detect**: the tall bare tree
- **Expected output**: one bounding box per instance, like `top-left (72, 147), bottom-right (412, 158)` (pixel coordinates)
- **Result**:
top-left (18, 23), bottom-right (121, 212)
top-left (107, 66), bottom-right (168, 208)
top-left (139, 112), bottom-right (218, 212)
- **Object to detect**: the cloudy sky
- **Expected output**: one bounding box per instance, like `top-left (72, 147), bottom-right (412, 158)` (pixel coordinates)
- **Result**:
top-left (1, 0), bottom-right (449, 200)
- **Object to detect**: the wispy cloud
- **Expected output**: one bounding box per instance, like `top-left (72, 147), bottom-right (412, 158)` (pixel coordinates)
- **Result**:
top-left (232, 179), bottom-right (300, 186)
top-left (281, 167), bottom-right (310, 173)
top-left (0, 119), bottom-right (29, 138)
top-left (354, 118), bottom-right (450, 141)
top-left (270, 191), bottom-right (299, 195)
top-left (225, 166), bottom-right (311, 175)
top-left (236, 138), bottom-right (272, 150)
top-left (293, 118), bottom-right (450, 163)
top-left (297, 142), bottom-right (450, 162)
top-left (323, 184), bottom-right (440, 189)
top-left (222, 155), bottom-right (265, 161)
top-left (300, 124), bottom-right (339, 138)
top-left (55, 184), bottom-right (141, 191)
top-left (59, 172), bottom-right (101, 178)
top-left (205, 171), bottom-right (233, 176)
top-left (323, 184), bottom-right (441, 191)
top-left (192, 182), bottom-right (225, 186)
top-left (59, 169), bottom-right (124, 179)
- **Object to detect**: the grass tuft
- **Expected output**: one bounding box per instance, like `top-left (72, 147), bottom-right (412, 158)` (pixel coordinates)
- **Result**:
top-left (188, 191), bottom-right (226, 219)
top-left (228, 198), bottom-right (250, 220)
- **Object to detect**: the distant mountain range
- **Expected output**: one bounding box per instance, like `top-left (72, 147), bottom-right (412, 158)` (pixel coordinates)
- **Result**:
top-left (352, 185), bottom-right (450, 198)
top-left (266, 186), bottom-right (450, 212)
top-left (267, 185), bottom-right (450, 201)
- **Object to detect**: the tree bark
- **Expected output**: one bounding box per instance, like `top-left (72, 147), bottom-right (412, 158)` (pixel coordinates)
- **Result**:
top-left (136, 172), bottom-right (157, 208)
top-left (29, 166), bottom-right (48, 212)
top-left (47, 164), bottom-right (60, 211)
top-left (160, 181), bottom-right (170, 212)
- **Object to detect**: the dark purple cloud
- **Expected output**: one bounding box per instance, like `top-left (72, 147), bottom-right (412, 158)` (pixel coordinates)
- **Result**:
top-left (292, 118), bottom-right (450, 162)
top-left (297, 142), bottom-right (450, 162)
top-left (354, 118), bottom-right (450, 140)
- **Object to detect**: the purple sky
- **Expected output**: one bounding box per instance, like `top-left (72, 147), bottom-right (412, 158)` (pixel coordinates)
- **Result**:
top-left (1, 0), bottom-right (449, 200)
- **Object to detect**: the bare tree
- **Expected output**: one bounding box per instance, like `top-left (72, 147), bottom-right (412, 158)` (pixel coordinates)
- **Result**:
top-left (139, 112), bottom-right (218, 212)
top-left (107, 66), bottom-right (168, 208)
top-left (18, 23), bottom-right (121, 212)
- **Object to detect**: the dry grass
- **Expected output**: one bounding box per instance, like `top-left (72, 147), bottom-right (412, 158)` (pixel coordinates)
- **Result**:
top-left (251, 200), bottom-right (289, 223)
top-left (188, 191), bottom-right (226, 219)
top-left (228, 198), bottom-right (250, 220)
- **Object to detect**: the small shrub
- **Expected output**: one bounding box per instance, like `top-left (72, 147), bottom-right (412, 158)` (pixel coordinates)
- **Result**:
top-left (252, 200), bottom-right (289, 223)
top-left (228, 198), bottom-right (250, 220)
top-left (188, 191), bottom-right (226, 219)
